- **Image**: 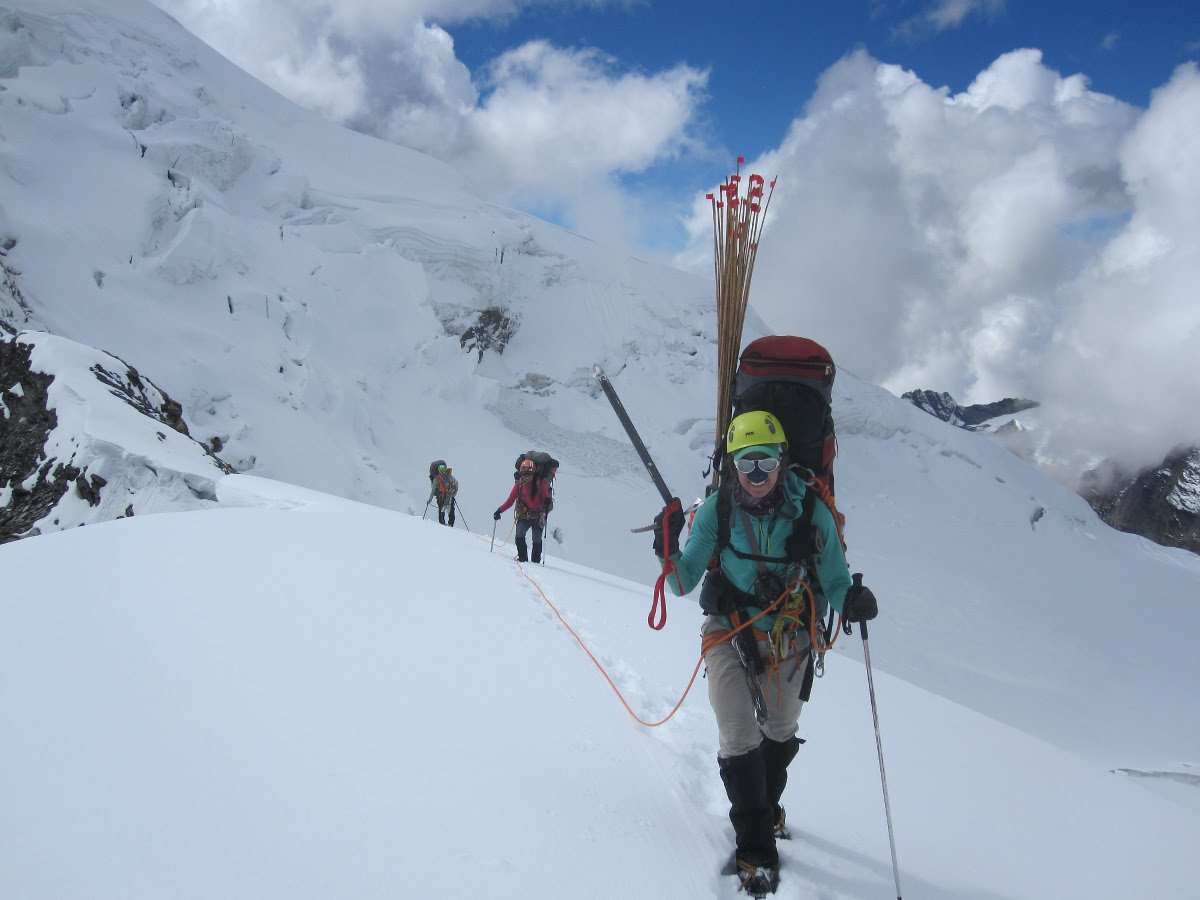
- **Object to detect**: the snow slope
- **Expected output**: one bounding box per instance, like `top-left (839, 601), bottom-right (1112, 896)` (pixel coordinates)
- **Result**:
top-left (2, 477), bottom-right (1198, 899)
top-left (2, 3), bottom-right (1200, 896)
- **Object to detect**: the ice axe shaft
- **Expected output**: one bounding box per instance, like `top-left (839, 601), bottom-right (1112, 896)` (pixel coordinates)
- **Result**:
top-left (593, 365), bottom-right (673, 505)
top-left (595, 364), bottom-right (680, 631)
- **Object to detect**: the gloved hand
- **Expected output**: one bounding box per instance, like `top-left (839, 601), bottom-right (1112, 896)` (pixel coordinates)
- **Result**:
top-left (652, 498), bottom-right (684, 557)
top-left (842, 573), bottom-right (878, 622)
top-left (493, 509), bottom-right (502, 521)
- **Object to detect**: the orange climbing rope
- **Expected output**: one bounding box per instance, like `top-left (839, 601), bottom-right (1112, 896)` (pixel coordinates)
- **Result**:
top-left (469, 529), bottom-right (743, 727)
top-left (490, 517), bottom-right (516, 549)
top-left (513, 557), bottom-right (706, 727)
top-left (466, 529), bottom-right (841, 729)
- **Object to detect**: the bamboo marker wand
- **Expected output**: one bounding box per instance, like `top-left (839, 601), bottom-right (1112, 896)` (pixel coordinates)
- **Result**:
top-left (708, 159), bottom-right (777, 487)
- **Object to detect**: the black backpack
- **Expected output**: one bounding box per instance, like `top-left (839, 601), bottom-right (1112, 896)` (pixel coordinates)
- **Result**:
top-left (729, 335), bottom-right (836, 494)
top-left (711, 334), bottom-right (845, 606)
top-left (429, 459), bottom-right (446, 483)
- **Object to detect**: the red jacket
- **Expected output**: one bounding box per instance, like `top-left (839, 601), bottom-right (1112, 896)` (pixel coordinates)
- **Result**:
top-left (497, 478), bottom-right (552, 520)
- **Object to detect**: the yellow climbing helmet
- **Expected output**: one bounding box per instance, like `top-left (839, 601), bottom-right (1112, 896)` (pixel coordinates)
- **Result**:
top-left (726, 410), bottom-right (788, 456)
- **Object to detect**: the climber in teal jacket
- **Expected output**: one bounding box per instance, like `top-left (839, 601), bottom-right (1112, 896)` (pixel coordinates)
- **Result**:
top-left (648, 409), bottom-right (879, 891)
top-left (658, 464), bottom-right (852, 630)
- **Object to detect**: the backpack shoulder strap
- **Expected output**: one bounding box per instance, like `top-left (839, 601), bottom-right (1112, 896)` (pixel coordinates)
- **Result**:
top-left (715, 481), bottom-right (733, 554)
top-left (785, 488), bottom-right (818, 562)
top-left (787, 475), bottom-right (848, 565)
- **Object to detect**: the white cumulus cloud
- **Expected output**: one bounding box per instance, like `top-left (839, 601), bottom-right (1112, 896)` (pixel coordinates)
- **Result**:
top-left (151, 0), bottom-right (707, 249)
top-left (678, 49), bottom-right (1200, 477)
top-left (1041, 62), bottom-right (1200, 474)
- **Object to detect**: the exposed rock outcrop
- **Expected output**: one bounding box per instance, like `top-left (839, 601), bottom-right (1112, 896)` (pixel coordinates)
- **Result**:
top-left (0, 338), bottom-right (79, 539)
top-left (1, 332), bottom-right (233, 542)
top-left (1081, 447), bottom-right (1200, 556)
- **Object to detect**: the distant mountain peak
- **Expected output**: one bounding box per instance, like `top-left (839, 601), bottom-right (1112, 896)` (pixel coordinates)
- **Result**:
top-left (901, 388), bottom-right (1040, 430)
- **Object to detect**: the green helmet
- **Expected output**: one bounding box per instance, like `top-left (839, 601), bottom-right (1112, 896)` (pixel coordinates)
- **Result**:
top-left (726, 410), bottom-right (787, 456)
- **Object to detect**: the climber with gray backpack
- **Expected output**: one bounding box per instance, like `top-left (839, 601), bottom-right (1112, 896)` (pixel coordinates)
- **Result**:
top-left (426, 460), bottom-right (460, 527)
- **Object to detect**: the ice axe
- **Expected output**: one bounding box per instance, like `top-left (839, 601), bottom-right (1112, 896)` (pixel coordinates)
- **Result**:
top-left (594, 365), bottom-right (679, 629)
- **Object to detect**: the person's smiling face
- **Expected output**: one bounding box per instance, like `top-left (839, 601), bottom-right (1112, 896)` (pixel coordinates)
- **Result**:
top-left (735, 451), bottom-right (782, 499)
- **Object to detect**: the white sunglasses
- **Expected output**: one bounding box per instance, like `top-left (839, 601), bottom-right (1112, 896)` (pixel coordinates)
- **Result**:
top-left (733, 457), bottom-right (781, 475)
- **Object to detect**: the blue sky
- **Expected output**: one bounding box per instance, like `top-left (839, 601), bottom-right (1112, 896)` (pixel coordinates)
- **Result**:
top-left (451, 0), bottom-right (1190, 158)
top-left (441, 0), bottom-right (1195, 232)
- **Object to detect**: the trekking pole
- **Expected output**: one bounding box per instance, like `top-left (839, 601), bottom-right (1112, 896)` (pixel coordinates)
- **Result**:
top-left (854, 574), bottom-right (902, 900)
top-left (421, 497), bottom-right (432, 520)
top-left (540, 513), bottom-right (549, 566)
top-left (453, 499), bottom-right (470, 533)
top-left (490, 517), bottom-right (498, 552)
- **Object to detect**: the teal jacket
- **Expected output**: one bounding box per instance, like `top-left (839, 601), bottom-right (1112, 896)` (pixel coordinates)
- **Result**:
top-left (658, 471), bottom-right (852, 632)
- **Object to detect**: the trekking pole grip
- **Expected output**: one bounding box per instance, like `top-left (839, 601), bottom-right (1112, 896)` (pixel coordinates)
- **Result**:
top-left (853, 574), bottom-right (869, 640)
